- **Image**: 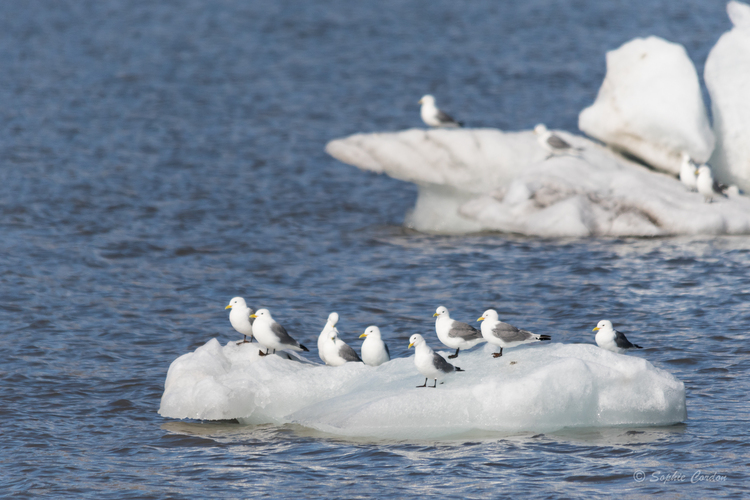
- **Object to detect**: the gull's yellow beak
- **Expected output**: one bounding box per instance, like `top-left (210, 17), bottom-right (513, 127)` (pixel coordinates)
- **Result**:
top-left (225, 304), bottom-right (232, 310)
top-left (408, 342), bottom-right (414, 349)
top-left (250, 314), bottom-right (257, 318)
top-left (694, 169), bottom-right (700, 176)
top-left (418, 98), bottom-right (423, 105)
top-left (433, 312), bottom-right (439, 317)
top-left (359, 333), bottom-right (368, 338)
top-left (592, 327), bottom-right (600, 332)
top-left (477, 316), bottom-right (485, 321)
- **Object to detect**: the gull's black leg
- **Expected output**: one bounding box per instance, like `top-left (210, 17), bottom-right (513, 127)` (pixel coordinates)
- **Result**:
top-left (417, 378), bottom-right (428, 388)
top-left (430, 379), bottom-right (438, 388)
top-left (448, 348), bottom-right (459, 359)
top-left (237, 335), bottom-right (251, 345)
top-left (492, 348), bottom-right (503, 358)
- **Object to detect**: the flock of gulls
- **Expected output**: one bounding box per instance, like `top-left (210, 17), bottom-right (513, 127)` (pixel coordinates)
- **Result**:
top-left (226, 297), bottom-right (644, 388)
top-left (419, 94), bottom-right (736, 202)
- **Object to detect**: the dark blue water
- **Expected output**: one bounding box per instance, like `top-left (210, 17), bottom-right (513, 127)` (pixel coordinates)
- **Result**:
top-left (1, 1), bottom-right (747, 498)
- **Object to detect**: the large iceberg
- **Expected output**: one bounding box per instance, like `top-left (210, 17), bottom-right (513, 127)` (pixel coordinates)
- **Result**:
top-left (705, 1), bottom-right (750, 192)
top-left (578, 36), bottom-right (714, 175)
top-left (326, 129), bottom-right (750, 236)
top-left (159, 338), bottom-right (687, 439)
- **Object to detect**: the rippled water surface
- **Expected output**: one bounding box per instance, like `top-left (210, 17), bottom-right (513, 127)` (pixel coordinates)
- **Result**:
top-left (1, 1), bottom-right (748, 498)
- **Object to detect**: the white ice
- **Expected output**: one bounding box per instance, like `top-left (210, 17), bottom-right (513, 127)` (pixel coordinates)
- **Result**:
top-left (579, 36), bottom-right (714, 175)
top-left (159, 338), bottom-right (687, 439)
top-left (325, 128), bottom-right (750, 236)
top-left (705, 1), bottom-right (750, 192)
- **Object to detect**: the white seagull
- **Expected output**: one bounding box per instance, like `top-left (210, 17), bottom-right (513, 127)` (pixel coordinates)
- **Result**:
top-left (249, 309), bottom-right (309, 356)
top-left (408, 334), bottom-right (463, 388)
top-left (225, 296), bottom-right (254, 345)
top-left (418, 94), bottom-right (463, 128)
top-left (318, 312), bottom-right (339, 365)
top-left (593, 320), bottom-right (643, 353)
top-left (695, 165), bottom-right (727, 203)
top-left (359, 326), bottom-right (390, 366)
top-left (434, 306), bottom-right (485, 358)
top-left (477, 309), bottom-right (551, 358)
top-left (322, 327), bottom-right (362, 366)
top-left (679, 152), bottom-right (697, 191)
top-left (534, 124), bottom-right (581, 158)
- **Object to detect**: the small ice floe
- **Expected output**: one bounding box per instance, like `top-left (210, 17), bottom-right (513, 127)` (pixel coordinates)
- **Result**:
top-left (159, 339), bottom-right (687, 439)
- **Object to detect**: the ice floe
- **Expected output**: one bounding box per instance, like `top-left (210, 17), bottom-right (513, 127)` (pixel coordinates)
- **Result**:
top-left (326, 129), bottom-right (750, 236)
top-left (326, 3), bottom-right (750, 237)
top-left (579, 36), bottom-right (714, 175)
top-left (159, 338), bottom-right (687, 439)
top-left (705, 1), bottom-right (750, 192)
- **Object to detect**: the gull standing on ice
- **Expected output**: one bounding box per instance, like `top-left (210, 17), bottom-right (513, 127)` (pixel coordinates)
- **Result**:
top-left (318, 312), bottom-right (340, 365)
top-left (359, 326), bottom-right (390, 366)
top-left (434, 306), bottom-right (485, 358)
top-left (679, 152), bottom-right (697, 191)
top-left (322, 328), bottom-right (362, 366)
top-left (408, 334), bottom-right (463, 388)
top-left (225, 297), bottom-right (254, 345)
top-left (477, 309), bottom-right (551, 358)
top-left (593, 320), bottom-right (643, 353)
top-left (695, 165), bottom-right (727, 202)
top-left (250, 309), bottom-right (309, 356)
top-left (418, 94), bottom-right (463, 128)
top-left (534, 124), bottom-right (581, 158)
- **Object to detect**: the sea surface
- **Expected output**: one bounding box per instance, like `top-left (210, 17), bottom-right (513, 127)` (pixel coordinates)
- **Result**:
top-left (1, 1), bottom-right (748, 498)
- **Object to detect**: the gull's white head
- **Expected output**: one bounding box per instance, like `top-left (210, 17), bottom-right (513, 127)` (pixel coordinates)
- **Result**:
top-left (326, 312), bottom-right (339, 327)
top-left (250, 308), bottom-right (271, 320)
top-left (433, 306), bottom-right (449, 318)
top-left (477, 309), bottom-right (498, 322)
top-left (418, 94), bottom-right (435, 106)
top-left (534, 124), bottom-right (548, 135)
top-left (360, 325), bottom-right (381, 339)
top-left (592, 319), bottom-right (613, 332)
top-left (225, 296), bottom-right (247, 310)
top-left (696, 165), bottom-right (712, 178)
top-left (408, 333), bottom-right (425, 349)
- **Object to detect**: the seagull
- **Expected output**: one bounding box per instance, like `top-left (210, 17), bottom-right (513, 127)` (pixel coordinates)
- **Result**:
top-left (695, 165), bottom-right (727, 202)
top-left (592, 319), bottom-right (643, 353)
top-left (225, 297), bottom-right (254, 345)
top-left (318, 312), bottom-right (339, 365)
top-left (249, 309), bottom-right (309, 356)
top-left (359, 326), bottom-right (390, 366)
top-left (433, 306), bottom-right (485, 358)
top-left (534, 124), bottom-right (581, 158)
top-left (477, 309), bottom-right (551, 358)
top-left (322, 328), bottom-right (362, 366)
top-left (407, 334), bottom-right (463, 388)
top-left (679, 152), bottom-right (697, 191)
top-left (418, 94), bottom-right (463, 128)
